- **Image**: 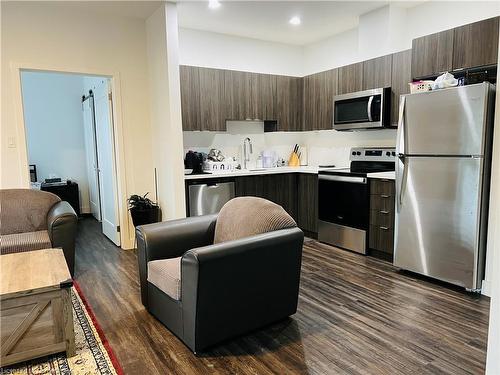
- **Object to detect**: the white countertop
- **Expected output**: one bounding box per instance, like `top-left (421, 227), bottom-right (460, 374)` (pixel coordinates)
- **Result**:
top-left (185, 166), bottom-right (335, 180)
top-left (366, 171), bottom-right (395, 180)
top-left (185, 167), bottom-right (395, 180)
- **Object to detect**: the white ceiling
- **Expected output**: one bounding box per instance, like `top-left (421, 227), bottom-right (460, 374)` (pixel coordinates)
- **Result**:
top-left (177, 1), bottom-right (421, 46)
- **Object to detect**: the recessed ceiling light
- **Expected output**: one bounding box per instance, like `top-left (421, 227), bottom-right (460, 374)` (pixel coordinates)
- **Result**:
top-left (289, 16), bottom-right (301, 26)
top-left (208, 0), bottom-right (221, 9)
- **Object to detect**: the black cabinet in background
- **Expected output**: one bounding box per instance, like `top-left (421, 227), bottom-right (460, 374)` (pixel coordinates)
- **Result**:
top-left (234, 174), bottom-right (298, 221)
top-left (297, 174), bottom-right (318, 234)
top-left (41, 182), bottom-right (80, 216)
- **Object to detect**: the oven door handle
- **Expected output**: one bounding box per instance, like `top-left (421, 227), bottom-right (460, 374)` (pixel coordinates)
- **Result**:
top-left (318, 175), bottom-right (367, 184)
top-left (367, 95), bottom-right (374, 122)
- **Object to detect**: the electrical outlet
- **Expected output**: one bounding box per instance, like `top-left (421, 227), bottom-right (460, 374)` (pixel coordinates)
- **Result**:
top-left (7, 137), bottom-right (16, 148)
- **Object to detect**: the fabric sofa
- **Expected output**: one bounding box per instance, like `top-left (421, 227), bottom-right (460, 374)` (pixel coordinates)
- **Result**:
top-left (0, 189), bottom-right (78, 276)
top-left (136, 197), bottom-right (304, 353)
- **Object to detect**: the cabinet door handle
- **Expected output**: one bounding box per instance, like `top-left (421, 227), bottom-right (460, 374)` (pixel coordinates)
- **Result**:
top-left (381, 194), bottom-right (390, 198)
top-left (379, 210), bottom-right (390, 214)
top-left (379, 226), bottom-right (389, 230)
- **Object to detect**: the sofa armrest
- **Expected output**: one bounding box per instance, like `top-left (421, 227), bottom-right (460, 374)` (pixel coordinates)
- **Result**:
top-left (136, 214), bottom-right (217, 307)
top-left (181, 227), bottom-right (304, 352)
top-left (47, 201), bottom-right (78, 276)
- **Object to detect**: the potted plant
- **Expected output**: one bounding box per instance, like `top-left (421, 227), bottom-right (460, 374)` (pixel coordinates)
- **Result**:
top-left (128, 193), bottom-right (160, 227)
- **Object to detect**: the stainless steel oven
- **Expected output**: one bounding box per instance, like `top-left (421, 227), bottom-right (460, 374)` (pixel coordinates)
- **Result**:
top-left (318, 174), bottom-right (369, 253)
top-left (333, 87), bottom-right (391, 131)
top-left (318, 147), bottom-right (396, 254)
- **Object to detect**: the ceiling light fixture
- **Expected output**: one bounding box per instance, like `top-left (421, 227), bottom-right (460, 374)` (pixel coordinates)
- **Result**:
top-left (208, 0), bottom-right (221, 9)
top-left (289, 16), bottom-right (301, 26)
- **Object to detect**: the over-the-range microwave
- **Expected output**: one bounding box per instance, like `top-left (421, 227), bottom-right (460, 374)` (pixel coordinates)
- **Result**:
top-left (333, 87), bottom-right (392, 131)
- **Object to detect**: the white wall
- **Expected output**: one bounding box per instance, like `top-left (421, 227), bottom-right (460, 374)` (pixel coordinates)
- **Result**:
top-left (184, 126), bottom-right (396, 169)
top-left (179, 28), bottom-right (304, 76)
top-left (1, 2), bottom-right (156, 248)
top-left (146, 4), bottom-right (186, 220)
top-left (21, 71), bottom-right (91, 213)
top-left (178, 2), bottom-right (500, 77)
top-left (304, 2), bottom-right (500, 75)
top-left (485, 29), bottom-right (500, 374)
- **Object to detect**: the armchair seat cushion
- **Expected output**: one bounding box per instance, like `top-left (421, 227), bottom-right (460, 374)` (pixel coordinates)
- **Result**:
top-left (148, 257), bottom-right (181, 300)
top-left (214, 197), bottom-right (297, 244)
top-left (1, 230), bottom-right (51, 255)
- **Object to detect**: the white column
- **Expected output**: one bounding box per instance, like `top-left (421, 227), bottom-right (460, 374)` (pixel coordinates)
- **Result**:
top-left (145, 2), bottom-right (186, 220)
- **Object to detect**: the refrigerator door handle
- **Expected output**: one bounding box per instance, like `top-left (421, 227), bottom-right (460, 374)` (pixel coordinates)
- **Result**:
top-left (396, 96), bottom-right (407, 212)
top-left (396, 155), bottom-right (408, 211)
top-left (396, 96), bottom-right (406, 156)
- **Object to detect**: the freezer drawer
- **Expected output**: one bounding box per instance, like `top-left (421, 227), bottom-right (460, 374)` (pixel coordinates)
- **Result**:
top-left (394, 156), bottom-right (485, 289)
top-left (402, 83), bottom-right (490, 156)
top-left (188, 182), bottom-right (235, 217)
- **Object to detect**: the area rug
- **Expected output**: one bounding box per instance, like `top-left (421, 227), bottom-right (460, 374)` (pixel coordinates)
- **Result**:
top-left (1, 282), bottom-right (124, 375)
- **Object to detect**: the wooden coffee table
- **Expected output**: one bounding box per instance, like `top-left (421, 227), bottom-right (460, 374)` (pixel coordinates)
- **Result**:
top-left (0, 249), bottom-right (75, 367)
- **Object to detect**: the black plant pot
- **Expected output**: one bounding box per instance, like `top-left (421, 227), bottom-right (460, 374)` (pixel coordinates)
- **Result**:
top-left (130, 206), bottom-right (161, 227)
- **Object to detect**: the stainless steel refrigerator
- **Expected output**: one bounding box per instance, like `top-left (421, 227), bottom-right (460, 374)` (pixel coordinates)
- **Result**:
top-left (394, 82), bottom-right (495, 290)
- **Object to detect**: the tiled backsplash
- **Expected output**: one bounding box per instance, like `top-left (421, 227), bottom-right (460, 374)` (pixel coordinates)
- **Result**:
top-left (183, 121), bottom-right (397, 169)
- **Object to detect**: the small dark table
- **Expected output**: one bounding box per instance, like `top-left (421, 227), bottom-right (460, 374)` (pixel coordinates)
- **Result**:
top-left (41, 182), bottom-right (80, 216)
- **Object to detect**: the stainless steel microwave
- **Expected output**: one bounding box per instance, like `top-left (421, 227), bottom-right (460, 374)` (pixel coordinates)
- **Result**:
top-left (333, 87), bottom-right (391, 131)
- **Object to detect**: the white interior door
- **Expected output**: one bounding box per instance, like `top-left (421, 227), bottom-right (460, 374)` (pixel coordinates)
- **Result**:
top-left (82, 96), bottom-right (101, 221)
top-left (93, 79), bottom-right (121, 246)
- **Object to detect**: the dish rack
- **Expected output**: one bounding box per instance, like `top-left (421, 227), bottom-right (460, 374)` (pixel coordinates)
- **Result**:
top-left (203, 160), bottom-right (238, 173)
top-left (409, 80), bottom-right (434, 93)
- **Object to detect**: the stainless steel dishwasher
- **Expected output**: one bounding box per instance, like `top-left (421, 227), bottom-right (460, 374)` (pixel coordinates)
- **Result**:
top-left (188, 181), bottom-right (235, 216)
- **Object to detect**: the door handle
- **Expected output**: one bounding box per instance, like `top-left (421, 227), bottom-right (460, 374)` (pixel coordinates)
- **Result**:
top-left (367, 95), bottom-right (374, 122)
top-left (379, 226), bottom-right (389, 230)
top-left (319, 175), bottom-right (367, 184)
top-left (379, 210), bottom-right (390, 214)
top-left (396, 96), bottom-right (407, 213)
top-left (380, 194), bottom-right (390, 198)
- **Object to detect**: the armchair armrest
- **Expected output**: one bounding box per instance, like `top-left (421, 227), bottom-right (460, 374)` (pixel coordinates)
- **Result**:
top-left (181, 227), bottom-right (304, 352)
top-left (136, 214), bottom-right (217, 307)
top-left (47, 201), bottom-right (78, 276)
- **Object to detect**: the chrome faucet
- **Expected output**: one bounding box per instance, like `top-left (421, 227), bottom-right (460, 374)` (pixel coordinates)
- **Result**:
top-left (243, 137), bottom-right (253, 169)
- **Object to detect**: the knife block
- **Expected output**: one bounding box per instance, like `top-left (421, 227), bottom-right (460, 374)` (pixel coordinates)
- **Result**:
top-left (288, 152), bottom-right (300, 167)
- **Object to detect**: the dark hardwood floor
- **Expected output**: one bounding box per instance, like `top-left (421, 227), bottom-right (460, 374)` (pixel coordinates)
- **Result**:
top-left (75, 217), bottom-right (490, 374)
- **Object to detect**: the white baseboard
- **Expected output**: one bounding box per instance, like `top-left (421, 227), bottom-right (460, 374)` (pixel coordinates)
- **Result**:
top-left (482, 279), bottom-right (491, 297)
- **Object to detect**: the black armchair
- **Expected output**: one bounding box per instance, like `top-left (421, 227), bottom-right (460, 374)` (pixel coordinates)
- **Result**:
top-left (136, 213), bottom-right (304, 353)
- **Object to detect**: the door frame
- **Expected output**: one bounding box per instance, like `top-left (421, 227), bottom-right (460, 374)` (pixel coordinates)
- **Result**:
top-left (10, 62), bottom-right (132, 249)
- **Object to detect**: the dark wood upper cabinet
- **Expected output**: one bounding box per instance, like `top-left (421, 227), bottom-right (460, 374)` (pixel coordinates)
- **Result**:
top-left (303, 69), bottom-right (337, 130)
top-left (362, 55), bottom-right (392, 90)
top-left (411, 29), bottom-right (454, 79)
top-left (199, 67), bottom-right (226, 131)
top-left (277, 75), bottom-right (303, 131)
top-left (224, 70), bottom-right (252, 120)
top-left (255, 73), bottom-right (277, 121)
top-left (453, 16), bottom-right (499, 70)
top-left (338, 62), bottom-right (363, 94)
top-left (391, 49), bottom-right (412, 127)
top-left (180, 65), bottom-right (201, 131)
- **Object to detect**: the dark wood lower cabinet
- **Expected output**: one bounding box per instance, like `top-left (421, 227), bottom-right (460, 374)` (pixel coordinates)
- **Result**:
top-left (234, 173), bottom-right (318, 235)
top-left (297, 174), bottom-right (318, 234)
top-left (235, 174), bottom-right (298, 221)
top-left (369, 179), bottom-right (395, 261)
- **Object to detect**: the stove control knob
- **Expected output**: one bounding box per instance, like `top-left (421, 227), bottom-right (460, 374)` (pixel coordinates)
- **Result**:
top-left (392, 151), bottom-right (396, 156)
top-left (356, 151), bottom-right (361, 156)
top-left (352, 151), bottom-right (356, 155)
top-left (386, 151), bottom-right (391, 156)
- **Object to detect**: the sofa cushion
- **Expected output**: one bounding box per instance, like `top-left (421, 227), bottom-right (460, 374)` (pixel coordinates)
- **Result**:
top-left (0, 230), bottom-right (52, 255)
top-left (148, 257), bottom-right (181, 300)
top-left (213, 196), bottom-right (297, 244)
top-left (0, 189), bottom-right (61, 235)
